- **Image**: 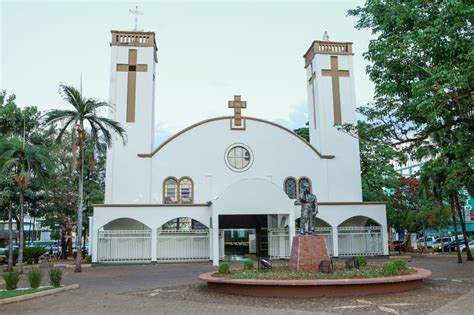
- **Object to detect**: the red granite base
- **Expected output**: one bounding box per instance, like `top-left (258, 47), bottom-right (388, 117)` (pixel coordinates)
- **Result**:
top-left (289, 235), bottom-right (329, 272)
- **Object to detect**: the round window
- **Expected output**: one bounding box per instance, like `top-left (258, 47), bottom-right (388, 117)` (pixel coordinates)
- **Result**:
top-left (225, 144), bottom-right (253, 172)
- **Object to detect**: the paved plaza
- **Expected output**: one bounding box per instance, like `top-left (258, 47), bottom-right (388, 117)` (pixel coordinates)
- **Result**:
top-left (2, 256), bottom-right (473, 315)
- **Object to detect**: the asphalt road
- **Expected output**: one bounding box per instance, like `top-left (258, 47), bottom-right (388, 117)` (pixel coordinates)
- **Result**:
top-left (1, 256), bottom-right (473, 315)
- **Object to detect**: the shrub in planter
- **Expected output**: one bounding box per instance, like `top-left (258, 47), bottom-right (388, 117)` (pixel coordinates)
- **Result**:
top-left (3, 271), bottom-right (21, 290)
top-left (243, 259), bottom-right (254, 270)
top-left (28, 268), bottom-right (43, 289)
top-left (218, 262), bottom-right (230, 274)
top-left (85, 255), bottom-right (92, 264)
top-left (393, 259), bottom-right (407, 271)
top-left (383, 262), bottom-right (399, 276)
top-left (357, 256), bottom-right (368, 267)
top-left (24, 246), bottom-right (47, 264)
top-left (48, 268), bottom-right (63, 287)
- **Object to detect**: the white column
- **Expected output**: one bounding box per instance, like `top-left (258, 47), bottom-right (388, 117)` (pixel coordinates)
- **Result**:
top-left (211, 205), bottom-right (219, 266)
top-left (382, 225), bottom-right (389, 255)
top-left (88, 216), bottom-right (93, 254)
top-left (332, 226), bottom-right (339, 257)
top-left (288, 211), bottom-right (296, 249)
top-left (91, 226), bottom-right (98, 263)
top-left (151, 228), bottom-right (158, 262)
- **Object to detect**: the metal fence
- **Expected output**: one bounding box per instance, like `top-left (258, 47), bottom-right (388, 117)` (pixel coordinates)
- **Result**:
top-left (98, 230), bottom-right (152, 263)
top-left (338, 226), bottom-right (383, 256)
top-left (157, 229), bottom-right (210, 262)
top-left (268, 227), bottom-right (333, 259)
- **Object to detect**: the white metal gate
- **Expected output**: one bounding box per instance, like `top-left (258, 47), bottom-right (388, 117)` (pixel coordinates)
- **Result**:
top-left (98, 230), bottom-right (152, 263)
top-left (157, 229), bottom-right (210, 262)
top-left (268, 228), bottom-right (333, 259)
top-left (338, 226), bottom-right (383, 256)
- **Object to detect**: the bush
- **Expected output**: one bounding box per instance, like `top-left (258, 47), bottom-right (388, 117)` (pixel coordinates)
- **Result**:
top-left (2, 248), bottom-right (19, 264)
top-left (48, 268), bottom-right (62, 287)
top-left (3, 271), bottom-right (21, 290)
top-left (393, 259), bottom-right (407, 271)
top-left (85, 255), bottom-right (92, 264)
top-left (218, 262), bottom-right (230, 274)
top-left (28, 269), bottom-right (43, 289)
top-left (24, 246), bottom-right (47, 264)
top-left (357, 256), bottom-right (368, 267)
top-left (383, 262), bottom-right (399, 276)
top-left (243, 259), bottom-right (254, 270)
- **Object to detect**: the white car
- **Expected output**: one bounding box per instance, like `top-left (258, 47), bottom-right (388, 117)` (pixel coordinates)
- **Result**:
top-left (459, 240), bottom-right (474, 252)
top-left (432, 237), bottom-right (454, 251)
top-left (417, 236), bottom-right (436, 249)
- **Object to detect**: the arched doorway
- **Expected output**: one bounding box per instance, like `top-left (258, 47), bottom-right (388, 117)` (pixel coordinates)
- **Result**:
top-left (157, 217), bottom-right (209, 262)
top-left (337, 216), bottom-right (383, 256)
top-left (98, 218), bottom-right (152, 263)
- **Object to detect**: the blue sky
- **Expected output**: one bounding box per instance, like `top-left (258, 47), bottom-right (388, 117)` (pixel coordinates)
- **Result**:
top-left (1, 0), bottom-right (373, 145)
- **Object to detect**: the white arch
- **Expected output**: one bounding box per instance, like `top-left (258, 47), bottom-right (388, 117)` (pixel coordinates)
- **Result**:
top-left (213, 178), bottom-right (294, 215)
top-left (337, 215), bottom-right (382, 227)
top-left (100, 217), bottom-right (151, 230)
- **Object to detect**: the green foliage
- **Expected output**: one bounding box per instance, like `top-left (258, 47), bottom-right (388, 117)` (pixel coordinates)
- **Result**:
top-left (27, 269), bottom-right (43, 289)
top-left (243, 259), bottom-right (254, 270)
top-left (293, 126), bottom-right (309, 142)
top-left (218, 262), bottom-right (230, 274)
top-left (85, 255), bottom-right (92, 264)
top-left (48, 268), bottom-right (62, 287)
top-left (2, 248), bottom-right (18, 261)
top-left (383, 262), bottom-right (399, 276)
top-left (3, 271), bottom-right (21, 290)
top-left (392, 259), bottom-right (407, 272)
top-left (24, 247), bottom-right (47, 262)
top-left (357, 256), bottom-right (368, 267)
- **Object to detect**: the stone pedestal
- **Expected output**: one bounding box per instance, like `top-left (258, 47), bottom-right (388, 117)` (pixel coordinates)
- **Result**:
top-left (289, 235), bottom-right (329, 272)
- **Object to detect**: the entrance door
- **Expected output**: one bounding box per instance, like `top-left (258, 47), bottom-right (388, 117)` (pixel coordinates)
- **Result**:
top-left (219, 215), bottom-right (268, 259)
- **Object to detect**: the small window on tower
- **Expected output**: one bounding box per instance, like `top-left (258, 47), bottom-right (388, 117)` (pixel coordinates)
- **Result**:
top-left (179, 177), bottom-right (193, 204)
top-left (284, 177), bottom-right (297, 199)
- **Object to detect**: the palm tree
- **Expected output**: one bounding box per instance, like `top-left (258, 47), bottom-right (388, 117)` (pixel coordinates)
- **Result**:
top-left (44, 84), bottom-right (126, 272)
top-left (0, 137), bottom-right (52, 273)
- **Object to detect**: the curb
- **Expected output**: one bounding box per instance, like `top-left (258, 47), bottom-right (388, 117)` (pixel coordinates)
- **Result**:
top-left (64, 264), bottom-right (91, 269)
top-left (0, 284), bottom-right (79, 305)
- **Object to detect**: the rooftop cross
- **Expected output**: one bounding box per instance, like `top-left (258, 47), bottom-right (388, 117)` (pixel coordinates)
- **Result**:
top-left (129, 5), bottom-right (143, 31)
top-left (228, 95), bottom-right (247, 127)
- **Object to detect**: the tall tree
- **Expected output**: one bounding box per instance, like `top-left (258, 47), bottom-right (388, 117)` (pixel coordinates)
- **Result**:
top-left (0, 137), bottom-right (52, 272)
top-left (44, 84), bottom-right (126, 272)
top-left (348, 0), bottom-right (473, 147)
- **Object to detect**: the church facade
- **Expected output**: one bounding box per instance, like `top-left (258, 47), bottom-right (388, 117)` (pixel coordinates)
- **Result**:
top-left (90, 30), bottom-right (388, 265)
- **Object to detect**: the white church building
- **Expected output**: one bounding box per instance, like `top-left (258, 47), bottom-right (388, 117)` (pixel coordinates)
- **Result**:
top-left (90, 30), bottom-right (388, 265)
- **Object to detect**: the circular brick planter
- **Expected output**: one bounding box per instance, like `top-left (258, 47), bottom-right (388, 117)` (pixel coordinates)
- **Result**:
top-left (199, 268), bottom-right (432, 298)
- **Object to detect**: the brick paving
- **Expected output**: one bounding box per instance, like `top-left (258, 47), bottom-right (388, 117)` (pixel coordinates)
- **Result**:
top-left (1, 256), bottom-right (473, 315)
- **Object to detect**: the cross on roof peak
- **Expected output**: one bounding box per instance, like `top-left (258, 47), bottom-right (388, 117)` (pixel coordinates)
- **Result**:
top-left (228, 95), bottom-right (247, 128)
top-left (129, 5), bottom-right (143, 31)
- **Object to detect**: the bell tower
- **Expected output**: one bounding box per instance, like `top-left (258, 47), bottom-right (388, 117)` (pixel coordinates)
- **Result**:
top-left (303, 37), bottom-right (362, 201)
top-left (105, 30), bottom-right (158, 203)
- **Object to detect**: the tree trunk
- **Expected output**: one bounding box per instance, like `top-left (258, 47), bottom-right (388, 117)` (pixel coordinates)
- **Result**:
top-left (75, 128), bottom-right (85, 272)
top-left (423, 223), bottom-right (428, 253)
top-left (7, 201), bottom-right (14, 272)
top-left (449, 195), bottom-right (462, 263)
top-left (454, 194), bottom-right (473, 261)
top-left (18, 189), bottom-right (25, 273)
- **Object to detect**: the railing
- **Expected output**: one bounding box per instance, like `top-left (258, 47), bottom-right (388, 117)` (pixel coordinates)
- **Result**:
top-left (157, 229), bottom-right (210, 262)
top-left (338, 226), bottom-right (383, 256)
top-left (98, 230), bottom-right (152, 263)
top-left (268, 227), bottom-right (333, 259)
top-left (314, 41), bottom-right (352, 54)
top-left (111, 31), bottom-right (155, 47)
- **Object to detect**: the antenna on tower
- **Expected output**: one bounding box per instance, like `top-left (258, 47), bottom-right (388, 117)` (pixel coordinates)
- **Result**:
top-left (129, 5), bottom-right (143, 31)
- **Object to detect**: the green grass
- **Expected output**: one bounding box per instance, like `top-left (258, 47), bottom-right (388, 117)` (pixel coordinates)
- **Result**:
top-left (0, 287), bottom-right (54, 300)
top-left (216, 264), bottom-right (414, 280)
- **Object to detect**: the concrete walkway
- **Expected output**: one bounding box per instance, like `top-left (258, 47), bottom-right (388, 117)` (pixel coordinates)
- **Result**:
top-left (430, 289), bottom-right (474, 315)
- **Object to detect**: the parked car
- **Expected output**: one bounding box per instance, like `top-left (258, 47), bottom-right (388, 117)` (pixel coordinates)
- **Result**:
top-left (442, 239), bottom-right (470, 252)
top-left (417, 236), bottom-right (437, 249)
top-left (432, 237), bottom-right (454, 251)
top-left (459, 240), bottom-right (474, 252)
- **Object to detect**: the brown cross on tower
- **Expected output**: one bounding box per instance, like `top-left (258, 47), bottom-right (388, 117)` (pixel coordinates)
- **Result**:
top-left (228, 95), bottom-right (247, 127)
top-left (322, 56), bottom-right (349, 125)
top-left (117, 49), bottom-right (148, 123)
